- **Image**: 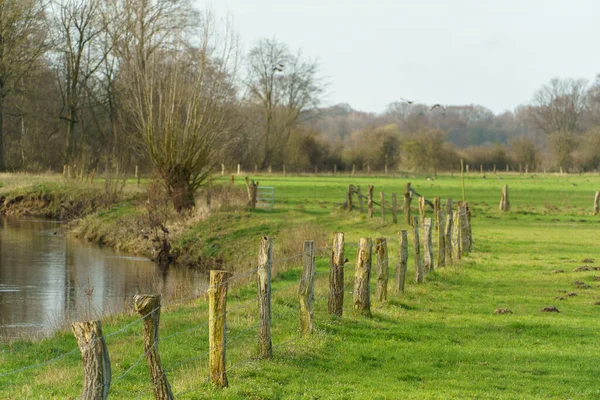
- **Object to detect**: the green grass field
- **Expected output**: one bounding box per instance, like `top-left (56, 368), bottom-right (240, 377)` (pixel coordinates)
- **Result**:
top-left (2, 172), bottom-right (600, 399)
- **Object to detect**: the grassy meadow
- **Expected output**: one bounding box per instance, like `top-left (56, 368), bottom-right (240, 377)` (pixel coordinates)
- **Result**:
top-left (2, 171), bottom-right (600, 399)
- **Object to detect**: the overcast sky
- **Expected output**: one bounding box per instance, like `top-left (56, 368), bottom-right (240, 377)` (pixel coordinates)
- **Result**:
top-left (208, 0), bottom-right (600, 115)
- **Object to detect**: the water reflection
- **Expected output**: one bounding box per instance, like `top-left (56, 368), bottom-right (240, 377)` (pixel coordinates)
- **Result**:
top-left (0, 217), bottom-right (207, 340)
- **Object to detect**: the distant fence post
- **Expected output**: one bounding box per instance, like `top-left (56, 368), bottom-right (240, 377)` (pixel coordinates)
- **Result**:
top-left (237, 164), bottom-right (241, 176)
top-left (328, 232), bottom-right (345, 316)
top-left (375, 238), bottom-right (388, 302)
top-left (499, 185), bottom-right (509, 211)
top-left (423, 217), bottom-right (433, 273)
top-left (367, 185), bottom-right (374, 218)
top-left (352, 164), bottom-right (356, 175)
top-left (594, 191), bottom-right (600, 216)
top-left (392, 193), bottom-right (398, 223)
top-left (283, 164), bottom-right (286, 176)
top-left (133, 295), bottom-right (174, 399)
top-left (404, 183), bottom-right (412, 225)
top-left (452, 210), bottom-right (462, 260)
top-left (347, 184), bottom-right (354, 211)
top-left (299, 240), bottom-right (316, 336)
top-left (396, 230), bottom-right (408, 293)
top-left (380, 192), bottom-right (385, 223)
top-left (221, 163), bottom-right (225, 176)
top-left (413, 217), bottom-right (423, 283)
top-left (353, 238), bottom-right (373, 316)
top-left (437, 210), bottom-right (446, 268)
top-left (208, 270), bottom-right (230, 388)
top-left (334, 164), bottom-right (337, 175)
top-left (445, 213), bottom-right (453, 264)
top-left (460, 205), bottom-right (471, 254)
top-left (357, 186), bottom-right (364, 213)
top-left (72, 321), bottom-right (111, 400)
top-left (257, 236), bottom-right (273, 358)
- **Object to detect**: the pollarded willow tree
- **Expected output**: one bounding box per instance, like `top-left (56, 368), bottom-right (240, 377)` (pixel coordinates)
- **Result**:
top-left (124, 13), bottom-right (239, 212)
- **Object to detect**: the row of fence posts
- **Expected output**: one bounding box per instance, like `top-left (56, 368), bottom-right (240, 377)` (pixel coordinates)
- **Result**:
top-left (70, 217), bottom-right (473, 398)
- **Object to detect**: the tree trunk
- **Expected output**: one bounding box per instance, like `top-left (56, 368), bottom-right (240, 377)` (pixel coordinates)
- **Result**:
top-left (72, 321), bottom-right (111, 400)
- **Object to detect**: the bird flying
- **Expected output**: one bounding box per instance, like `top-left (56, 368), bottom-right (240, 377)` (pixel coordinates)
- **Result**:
top-left (430, 104), bottom-right (445, 111)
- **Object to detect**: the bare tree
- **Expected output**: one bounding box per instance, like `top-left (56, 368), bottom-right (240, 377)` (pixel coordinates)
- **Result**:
top-left (246, 38), bottom-right (323, 168)
top-left (0, 0), bottom-right (48, 170)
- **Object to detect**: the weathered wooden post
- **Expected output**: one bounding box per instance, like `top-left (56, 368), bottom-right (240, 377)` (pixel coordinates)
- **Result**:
top-left (433, 197), bottom-right (441, 231)
top-left (418, 196), bottom-right (426, 225)
top-left (208, 271), bottom-right (230, 388)
top-left (134, 295), bottom-right (174, 399)
top-left (299, 241), bottom-right (316, 336)
top-left (594, 191), bottom-right (600, 216)
top-left (347, 184), bottom-right (354, 211)
top-left (237, 164), bottom-right (241, 176)
top-left (445, 213), bottom-right (453, 264)
top-left (375, 238), bottom-right (388, 302)
top-left (391, 193), bottom-right (398, 223)
top-left (328, 232), bottom-right (345, 316)
top-left (437, 210), bottom-right (446, 268)
top-left (357, 186), bottom-right (364, 213)
top-left (404, 183), bottom-right (412, 225)
top-left (412, 217), bottom-right (423, 283)
top-left (367, 185), bottom-right (374, 218)
top-left (452, 210), bottom-right (462, 260)
top-left (499, 185), bottom-right (509, 211)
top-left (380, 192), bottom-right (385, 223)
top-left (423, 218), bottom-right (433, 273)
top-left (396, 230), bottom-right (408, 293)
top-left (72, 321), bottom-right (111, 400)
top-left (460, 205), bottom-right (470, 254)
top-left (257, 237), bottom-right (273, 358)
top-left (353, 238), bottom-right (373, 316)
top-left (221, 163), bottom-right (225, 176)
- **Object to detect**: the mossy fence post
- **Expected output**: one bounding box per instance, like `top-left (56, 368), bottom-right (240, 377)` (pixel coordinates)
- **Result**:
top-left (445, 213), bottom-right (453, 264)
top-left (499, 185), bottom-right (509, 211)
top-left (375, 238), bottom-right (388, 302)
top-left (257, 236), bottom-right (273, 359)
top-left (397, 230), bottom-right (408, 293)
top-left (367, 185), bottom-right (374, 218)
top-left (328, 232), bottom-right (345, 316)
top-left (353, 238), bottom-right (372, 316)
top-left (593, 191), bottom-right (600, 215)
top-left (133, 294), bottom-right (174, 399)
top-left (72, 321), bottom-right (111, 400)
top-left (452, 210), bottom-right (462, 260)
top-left (208, 270), bottom-right (230, 388)
top-left (423, 217), bottom-right (433, 273)
top-left (437, 210), bottom-right (446, 268)
top-left (299, 240), bottom-right (316, 336)
top-left (413, 216), bottom-right (423, 283)
top-left (392, 193), bottom-right (398, 223)
top-left (404, 183), bottom-right (412, 225)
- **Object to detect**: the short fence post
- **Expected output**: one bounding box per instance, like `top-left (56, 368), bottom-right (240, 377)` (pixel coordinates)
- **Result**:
top-left (391, 193), bottom-right (398, 223)
top-left (499, 185), bottom-right (509, 211)
top-left (257, 236), bottom-right (273, 359)
top-left (299, 240), bottom-right (316, 336)
top-left (357, 186), bottom-right (364, 213)
top-left (396, 230), bottom-right (408, 293)
top-left (208, 270), bottom-right (231, 388)
top-left (347, 184), bottom-right (354, 211)
top-left (452, 210), bottom-right (462, 260)
top-left (437, 210), bottom-right (446, 268)
top-left (353, 238), bottom-right (373, 316)
top-left (413, 217), bottom-right (423, 283)
top-left (367, 185), bottom-right (374, 218)
top-left (133, 295), bottom-right (174, 399)
top-left (380, 192), bottom-right (385, 223)
top-left (594, 191), bottom-right (600, 216)
top-left (418, 196), bottom-right (426, 225)
top-left (404, 183), bottom-right (412, 225)
top-left (328, 232), bottom-right (345, 316)
top-left (423, 217), bottom-right (433, 273)
top-left (375, 238), bottom-right (388, 302)
top-left (445, 213), bottom-right (454, 264)
top-left (72, 321), bottom-right (111, 400)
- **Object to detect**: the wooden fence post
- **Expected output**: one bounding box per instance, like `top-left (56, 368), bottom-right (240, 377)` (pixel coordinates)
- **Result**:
top-left (221, 163), bottom-right (225, 176)
top-left (367, 185), bottom-right (374, 218)
top-left (380, 192), bottom-right (385, 223)
top-left (445, 213), bottom-right (453, 264)
top-left (452, 210), bottom-right (462, 260)
top-left (423, 217), bottom-right (433, 273)
top-left (208, 270), bottom-right (231, 388)
top-left (460, 205), bottom-right (470, 254)
top-left (347, 184), bottom-right (354, 211)
top-left (499, 185), bottom-right (509, 211)
top-left (237, 164), bottom-right (241, 176)
top-left (72, 321), bottom-right (111, 400)
top-left (392, 193), bottom-right (398, 223)
top-left (353, 238), bottom-right (373, 316)
top-left (133, 295), bottom-right (174, 399)
top-left (433, 197), bottom-right (440, 231)
top-left (397, 230), bottom-right (408, 293)
top-left (328, 232), bottom-right (345, 316)
top-left (413, 217), bottom-right (423, 283)
top-left (594, 191), bottom-right (600, 216)
top-left (299, 241), bottom-right (316, 336)
top-left (375, 238), bottom-right (388, 302)
top-left (404, 183), bottom-right (412, 225)
top-left (418, 196), bottom-right (426, 225)
top-left (357, 186), bottom-right (364, 213)
top-left (258, 237), bottom-right (273, 358)
top-left (437, 210), bottom-right (446, 268)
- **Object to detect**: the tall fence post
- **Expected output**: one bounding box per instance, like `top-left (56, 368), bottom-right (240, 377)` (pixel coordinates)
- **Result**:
top-left (413, 217), bottom-right (423, 283)
top-left (208, 270), bottom-right (230, 388)
top-left (594, 191), bottom-right (600, 216)
top-left (347, 184), bottom-right (354, 211)
top-left (375, 238), bottom-right (388, 302)
top-left (299, 240), bottom-right (316, 336)
top-left (418, 196), bottom-right (426, 225)
top-left (460, 205), bottom-right (470, 254)
top-left (328, 232), bottom-right (345, 316)
top-left (499, 185), bottom-right (509, 211)
top-left (397, 230), bottom-right (408, 293)
top-left (404, 183), bottom-right (412, 225)
top-left (437, 210), bottom-right (446, 268)
top-left (392, 193), bottom-right (398, 223)
top-left (423, 217), bottom-right (433, 273)
top-left (353, 238), bottom-right (373, 316)
top-left (445, 213), bottom-right (454, 264)
top-left (452, 210), bottom-right (462, 260)
top-left (367, 185), bottom-right (374, 218)
top-left (72, 321), bottom-right (111, 400)
top-left (258, 237), bottom-right (273, 359)
top-left (133, 295), bottom-right (174, 399)
top-left (380, 192), bottom-right (385, 223)
top-left (433, 197), bottom-right (440, 231)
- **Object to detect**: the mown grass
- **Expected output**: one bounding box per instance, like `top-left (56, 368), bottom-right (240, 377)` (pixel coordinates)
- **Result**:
top-left (2, 172), bottom-right (600, 399)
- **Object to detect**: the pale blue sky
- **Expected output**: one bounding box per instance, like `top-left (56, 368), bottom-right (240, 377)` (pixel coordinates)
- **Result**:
top-left (209, 0), bottom-right (600, 115)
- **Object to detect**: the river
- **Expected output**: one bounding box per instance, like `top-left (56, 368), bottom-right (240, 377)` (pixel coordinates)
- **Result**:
top-left (0, 217), bottom-right (207, 340)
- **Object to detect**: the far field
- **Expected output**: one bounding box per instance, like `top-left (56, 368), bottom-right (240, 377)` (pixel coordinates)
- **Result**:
top-left (1, 172), bottom-right (600, 399)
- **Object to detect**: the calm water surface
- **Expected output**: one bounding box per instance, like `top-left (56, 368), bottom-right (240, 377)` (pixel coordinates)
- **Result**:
top-left (0, 217), bottom-right (207, 340)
